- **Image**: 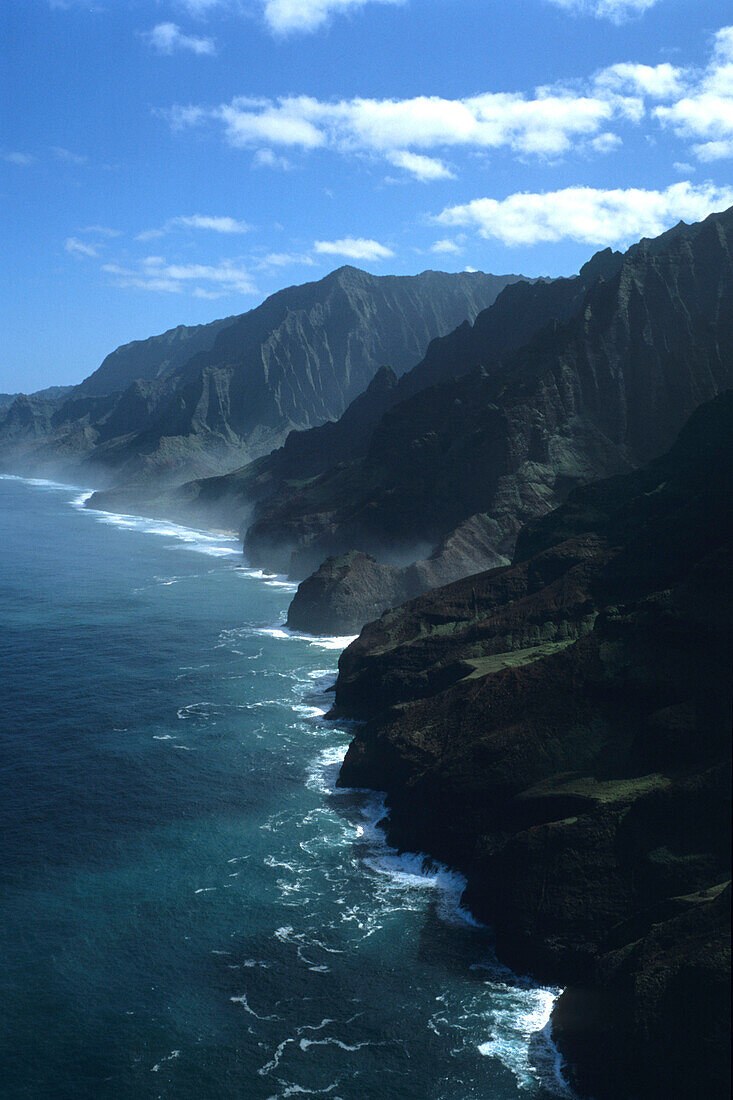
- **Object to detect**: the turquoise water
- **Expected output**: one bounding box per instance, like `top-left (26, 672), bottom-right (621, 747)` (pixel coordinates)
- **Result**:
top-left (0, 475), bottom-right (570, 1100)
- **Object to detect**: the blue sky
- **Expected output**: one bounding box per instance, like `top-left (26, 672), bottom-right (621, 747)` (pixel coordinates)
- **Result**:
top-left (2, 0), bottom-right (732, 392)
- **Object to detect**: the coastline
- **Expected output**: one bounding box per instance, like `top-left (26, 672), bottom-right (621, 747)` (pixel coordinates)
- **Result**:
top-left (10, 470), bottom-right (578, 1098)
top-left (84, 477), bottom-right (578, 1096)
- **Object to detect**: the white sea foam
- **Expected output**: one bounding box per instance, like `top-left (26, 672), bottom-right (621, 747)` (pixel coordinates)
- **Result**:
top-left (248, 624), bottom-right (358, 650)
top-left (235, 567), bottom-right (297, 591)
top-left (292, 703), bottom-right (328, 719)
top-left (230, 992), bottom-right (279, 1021)
top-left (477, 984), bottom-right (574, 1096)
top-left (305, 744), bottom-right (349, 795)
top-left (1, 473), bottom-right (83, 492)
top-left (78, 500), bottom-right (241, 557)
top-left (151, 1049), bottom-right (181, 1073)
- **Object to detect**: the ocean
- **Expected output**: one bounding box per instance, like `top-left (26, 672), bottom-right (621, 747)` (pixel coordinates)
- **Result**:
top-left (0, 474), bottom-right (571, 1100)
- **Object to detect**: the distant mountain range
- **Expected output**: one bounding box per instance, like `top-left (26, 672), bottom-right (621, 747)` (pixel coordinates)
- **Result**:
top-left (0, 267), bottom-right (521, 487)
top-left (89, 207), bottom-right (733, 636)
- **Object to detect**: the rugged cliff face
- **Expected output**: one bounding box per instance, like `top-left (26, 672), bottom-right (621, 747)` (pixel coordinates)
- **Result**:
top-left (75, 317), bottom-right (238, 397)
top-left (1, 266), bottom-right (517, 488)
top-left (333, 392), bottom-right (733, 1099)
top-left (248, 209), bottom-right (733, 628)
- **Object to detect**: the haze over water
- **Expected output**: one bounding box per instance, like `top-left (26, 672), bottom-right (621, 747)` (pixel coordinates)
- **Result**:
top-left (0, 475), bottom-right (570, 1099)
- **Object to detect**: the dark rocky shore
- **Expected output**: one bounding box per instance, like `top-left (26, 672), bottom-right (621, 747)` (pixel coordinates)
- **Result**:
top-left (8, 211), bottom-right (730, 1098)
top-left (332, 393), bottom-right (733, 1099)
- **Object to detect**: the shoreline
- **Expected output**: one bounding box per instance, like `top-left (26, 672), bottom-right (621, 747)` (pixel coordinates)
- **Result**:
top-left (5, 470), bottom-right (577, 1097)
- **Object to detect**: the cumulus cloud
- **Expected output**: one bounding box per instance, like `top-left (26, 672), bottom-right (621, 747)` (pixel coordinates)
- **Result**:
top-left (172, 214), bottom-right (250, 232)
top-left (165, 24), bottom-right (733, 174)
top-left (654, 27), bottom-right (733, 162)
top-left (387, 150), bottom-right (455, 180)
top-left (590, 132), bottom-right (623, 153)
top-left (431, 238), bottom-right (463, 254)
top-left (144, 22), bottom-right (216, 55)
top-left (435, 182), bottom-right (733, 246)
top-left (594, 62), bottom-right (685, 99)
top-left (252, 149), bottom-right (293, 169)
top-left (262, 0), bottom-right (402, 35)
top-left (102, 256), bottom-right (257, 296)
top-left (65, 237), bottom-right (98, 257)
top-left (314, 237), bottom-right (394, 260)
top-left (544, 0), bottom-right (660, 22)
top-left (174, 87), bottom-right (636, 171)
top-left (257, 252), bottom-right (315, 267)
top-left (136, 214), bottom-right (250, 241)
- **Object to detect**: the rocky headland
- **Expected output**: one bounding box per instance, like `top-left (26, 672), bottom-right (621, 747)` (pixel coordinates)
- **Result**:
top-left (332, 391), bottom-right (732, 1098)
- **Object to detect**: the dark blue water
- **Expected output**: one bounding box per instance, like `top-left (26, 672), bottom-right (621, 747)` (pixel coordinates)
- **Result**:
top-left (0, 475), bottom-right (571, 1099)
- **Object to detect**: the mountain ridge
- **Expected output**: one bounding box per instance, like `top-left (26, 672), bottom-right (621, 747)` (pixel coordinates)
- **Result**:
top-left (1, 266), bottom-right (521, 488)
top-left (271, 205), bottom-right (732, 630)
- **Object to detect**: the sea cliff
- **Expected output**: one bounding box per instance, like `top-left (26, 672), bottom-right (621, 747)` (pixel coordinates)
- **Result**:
top-left (333, 393), bottom-right (733, 1099)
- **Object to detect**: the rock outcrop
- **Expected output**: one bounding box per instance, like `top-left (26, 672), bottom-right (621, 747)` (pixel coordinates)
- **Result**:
top-left (286, 551), bottom-right (410, 636)
top-left (1, 267), bottom-right (519, 488)
top-left (244, 208), bottom-right (732, 627)
top-left (333, 392), bottom-right (733, 1098)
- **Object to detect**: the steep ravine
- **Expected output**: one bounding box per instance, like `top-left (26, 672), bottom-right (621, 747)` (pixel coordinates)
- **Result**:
top-left (332, 393), bottom-right (733, 1099)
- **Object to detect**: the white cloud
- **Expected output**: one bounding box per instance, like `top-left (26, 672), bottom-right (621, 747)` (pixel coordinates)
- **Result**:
top-left (135, 228), bottom-right (167, 242)
top-left (193, 287), bottom-right (228, 299)
top-left (144, 22), bottom-right (216, 55)
top-left (431, 238), bottom-right (463, 254)
top-left (253, 149), bottom-right (293, 169)
top-left (544, 1), bottom-right (660, 23)
top-left (136, 214), bottom-right (250, 240)
top-left (654, 27), bottom-right (733, 162)
top-left (172, 214), bottom-right (250, 232)
top-left (65, 237), bottom-right (98, 257)
top-left (262, 0), bottom-right (402, 35)
top-left (176, 88), bottom-right (634, 169)
top-left (4, 152), bottom-right (36, 167)
top-left (590, 132), bottom-right (622, 153)
top-left (166, 24), bottom-right (733, 174)
top-left (595, 62), bottom-right (684, 99)
top-left (435, 182), bottom-right (733, 247)
top-left (103, 256), bottom-right (258, 296)
top-left (52, 146), bottom-right (87, 165)
top-left (387, 150), bottom-right (455, 180)
top-left (693, 139), bottom-right (733, 162)
top-left (219, 99), bottom-right (326, 149)
top-left (314, 237), bottom-right (394, 260)
top-left (257, 252), bottom-right (315, 267)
